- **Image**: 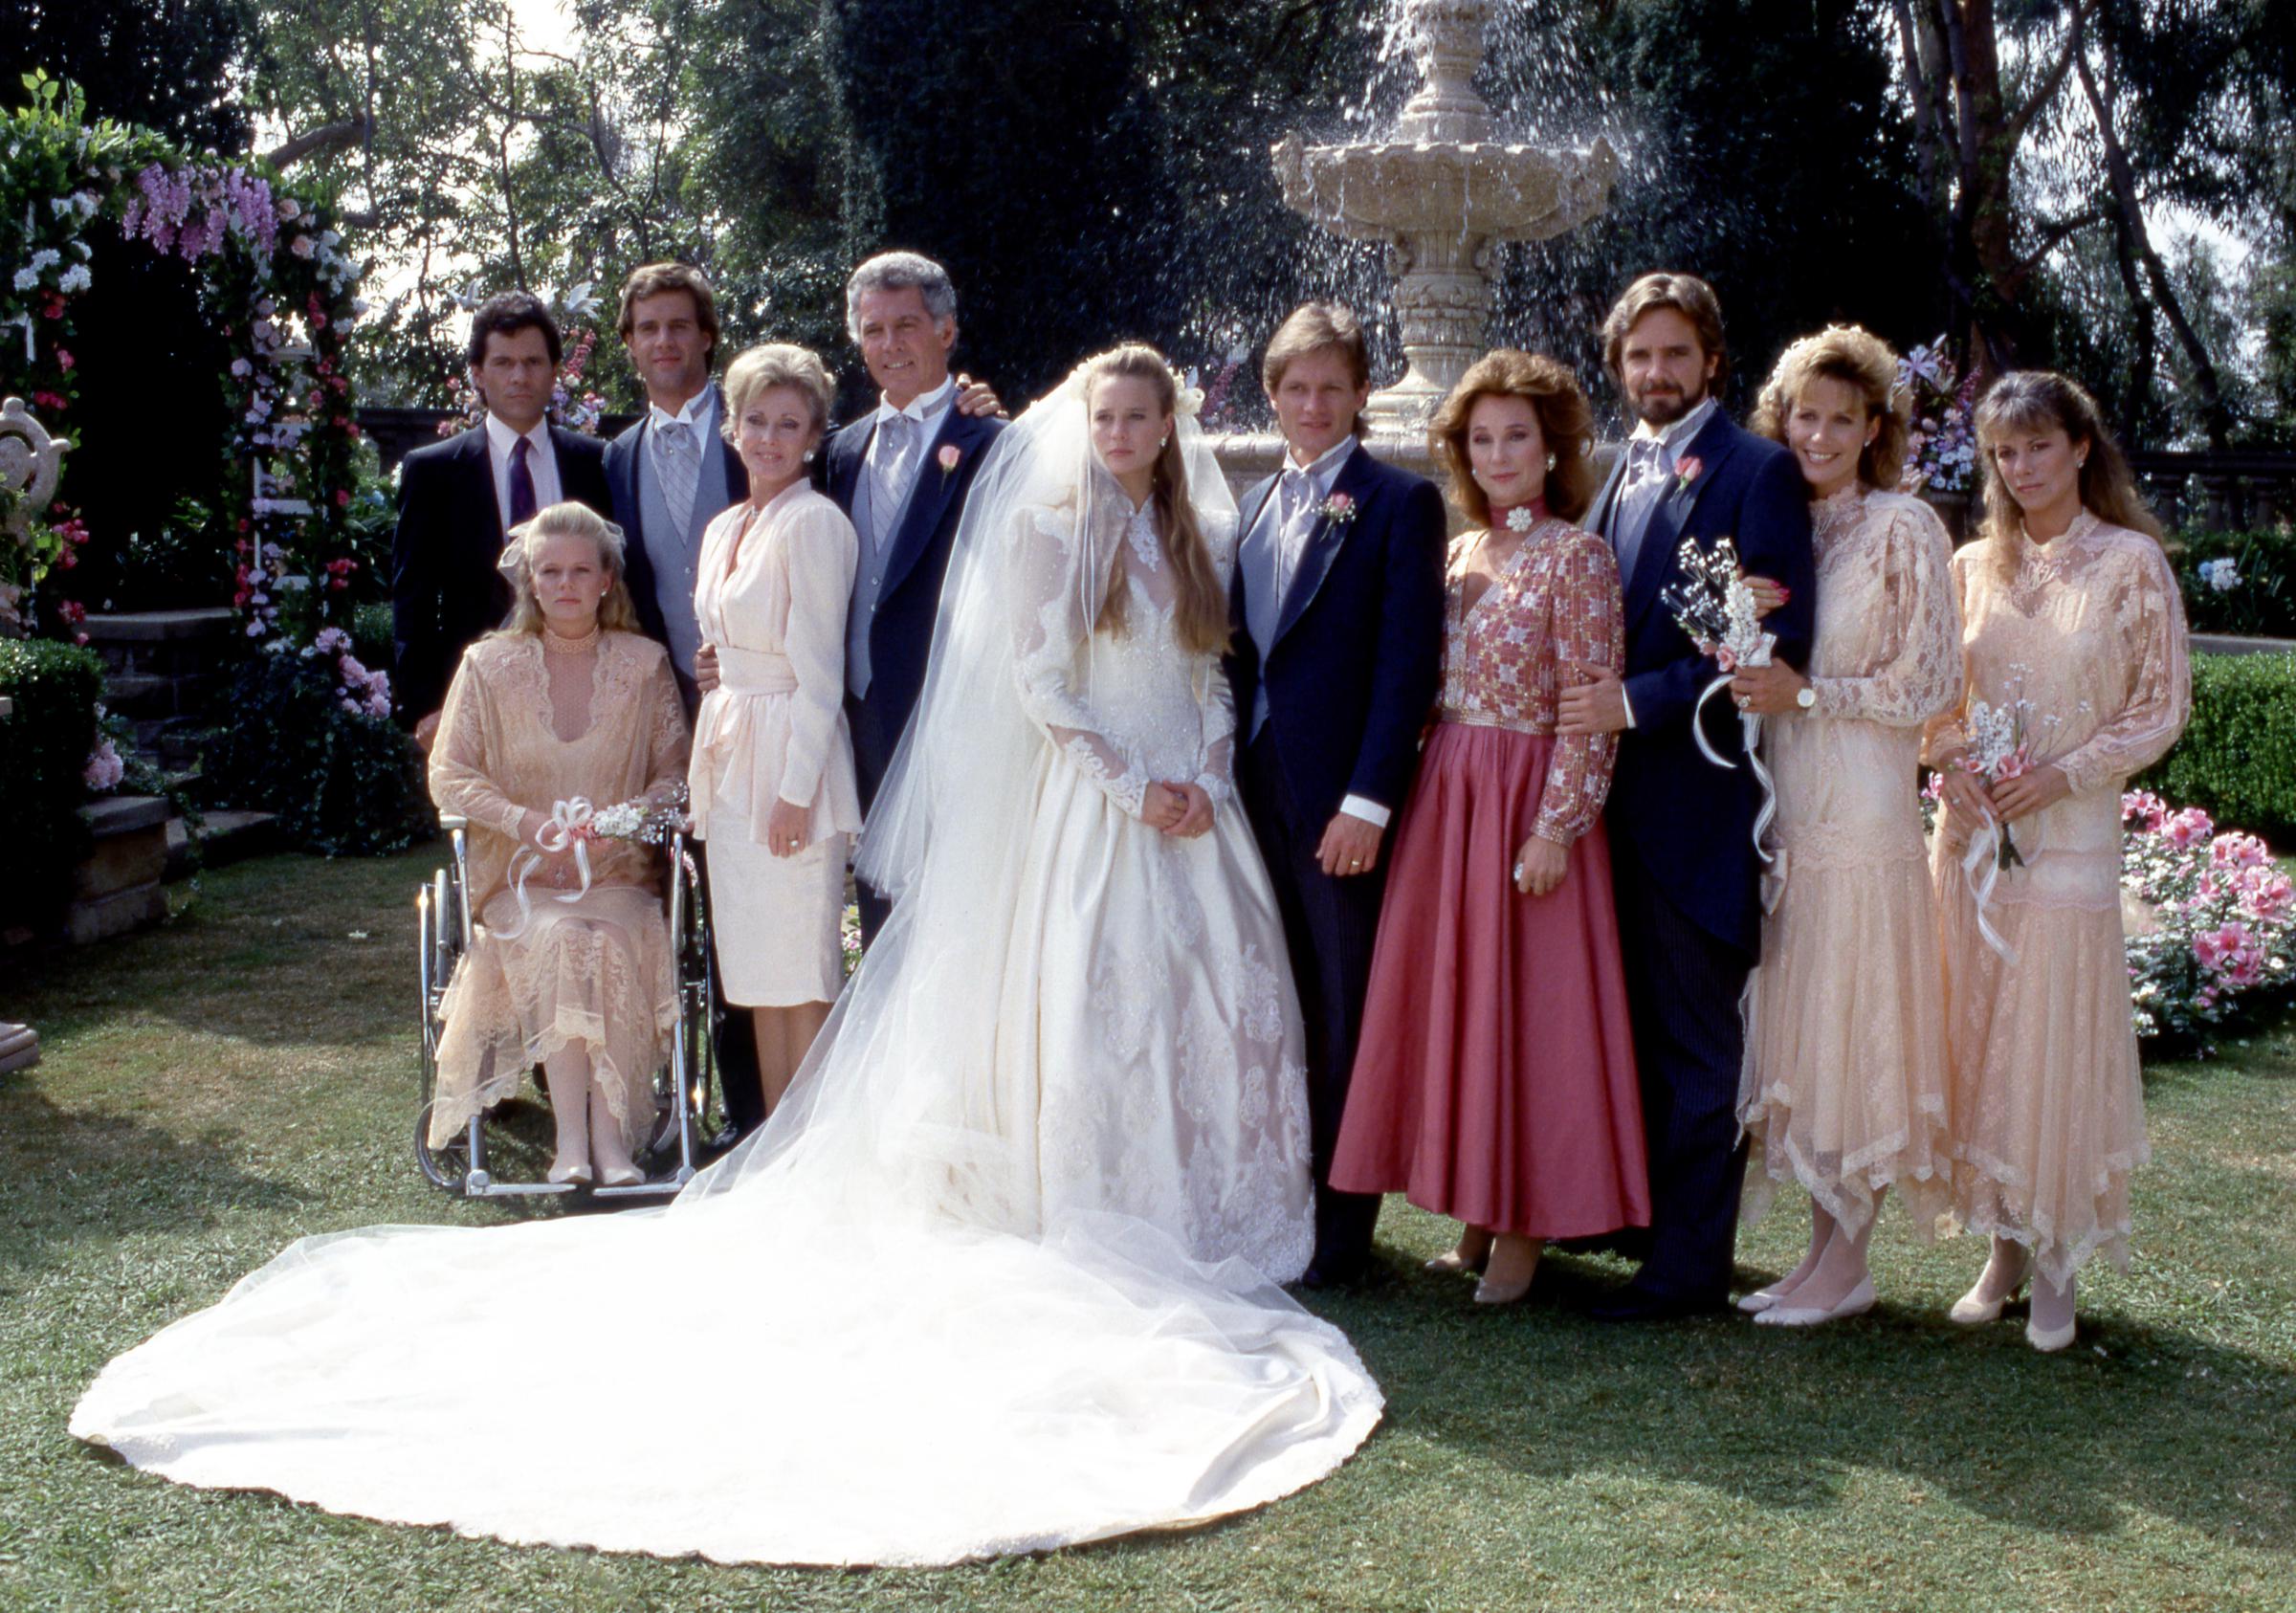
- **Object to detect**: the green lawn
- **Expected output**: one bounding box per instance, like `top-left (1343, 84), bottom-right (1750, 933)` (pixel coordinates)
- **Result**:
top-left (3, 851), bottom-right (2291, 1612)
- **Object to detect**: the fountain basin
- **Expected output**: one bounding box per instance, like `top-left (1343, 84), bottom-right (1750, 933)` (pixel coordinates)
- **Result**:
top-left (1272, 134), bottom-right (1620, 241)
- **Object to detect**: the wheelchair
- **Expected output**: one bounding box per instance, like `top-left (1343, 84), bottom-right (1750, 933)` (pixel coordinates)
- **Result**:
top-left (414, 810), bottom-right (720, 1202)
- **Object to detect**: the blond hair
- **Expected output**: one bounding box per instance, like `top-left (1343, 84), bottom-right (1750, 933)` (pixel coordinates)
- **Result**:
top-left (1262, 301), bottom-right (1372, 394)
top-left (1753, 324), bottom-right (1911, 493)
top-left (1429, 349), bottom-right (1600, 526)
top-left (496, 501), bottom-right (642, 636)
top-left (721, 342), bottom-right (835, 442)
top-left (1974, 370), bottom-right (2163, 582)
top-left (1086, 345), bottom-right (1229, 657)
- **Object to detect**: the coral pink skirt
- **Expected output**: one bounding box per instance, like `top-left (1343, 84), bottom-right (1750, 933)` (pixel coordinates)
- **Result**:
top-left (1332, 722), bottom-right (1650, 1240)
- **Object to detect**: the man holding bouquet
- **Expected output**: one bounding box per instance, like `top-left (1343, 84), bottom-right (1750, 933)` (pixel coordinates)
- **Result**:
top-left (1558, 272), bottom-right (1817, 1320)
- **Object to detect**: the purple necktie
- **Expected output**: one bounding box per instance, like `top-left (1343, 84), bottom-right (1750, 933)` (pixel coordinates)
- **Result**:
top-left (508, 435), bottom-right (538, 531)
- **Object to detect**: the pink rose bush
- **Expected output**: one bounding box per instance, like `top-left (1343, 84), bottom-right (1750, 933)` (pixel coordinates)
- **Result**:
top-left (2121, 790), bottom-right (2296, 1050)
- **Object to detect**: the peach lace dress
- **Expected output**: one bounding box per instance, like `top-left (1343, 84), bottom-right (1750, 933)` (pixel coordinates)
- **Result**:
top-left (1739, 487), bottom-right (1962, 1236)
top-left (1923, 512), bottom-right (2191, 1283)
top-left (427, 630), bottom-right (692, 1151)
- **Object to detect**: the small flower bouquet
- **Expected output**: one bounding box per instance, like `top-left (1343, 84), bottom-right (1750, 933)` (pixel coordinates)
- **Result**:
top-left (582, 784), bottom-right (690, 848)
top-left (2121, 792), bottom-right (2296, 1053)
top-left (1953, 695), bottom-right (2059, 872)
top-left (1657, 535), bottom-right (1778, 860)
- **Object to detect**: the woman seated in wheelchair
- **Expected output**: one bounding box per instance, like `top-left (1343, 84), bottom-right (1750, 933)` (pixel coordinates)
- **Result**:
top-left (427, 500), bottom-right (692, 1187)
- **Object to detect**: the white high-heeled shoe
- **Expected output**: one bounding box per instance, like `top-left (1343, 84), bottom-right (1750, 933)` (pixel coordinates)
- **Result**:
top-left (1737, 1285), bottom-right (1791, 1315)
top-left (1948, 1252), bottom-right (2032, 1324)
top-left (598, 1163), bottom-right (646, 1190)
top-left (546, 1159), bottom-right (594, 1187)
top-left (2025, 1315), bottom-right (2077, 1353)
top-left (1754, 1275), bottom-right (1874, 1328)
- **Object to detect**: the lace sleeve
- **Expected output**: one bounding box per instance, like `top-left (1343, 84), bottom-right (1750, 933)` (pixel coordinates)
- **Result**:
top-left (1534, 531), bottom-right (1624, 845)
top-left (1920, 544), bottom-right (1981, 767)
top-left (427, 652), bottom-right (526, 840)
top-left (2053, 537), bottom-right (2192, 795)
top-left (1809, 498), bottom-right (1964, 728)
top-left (1009, 505), bottom-right (1148, 817)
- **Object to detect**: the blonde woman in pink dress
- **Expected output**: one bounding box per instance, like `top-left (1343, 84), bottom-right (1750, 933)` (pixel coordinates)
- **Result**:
top-left (1924, 370), bottom-right (2189, 1352)
top-left (1726, 327), bottom-right (1962, 1327)
top-left (1333, 350), bottom-right (1647, 1305)
top-left (427, 501), bottom-right (692, 1187)
top-left (690, 343), bottom-right (864, 1116)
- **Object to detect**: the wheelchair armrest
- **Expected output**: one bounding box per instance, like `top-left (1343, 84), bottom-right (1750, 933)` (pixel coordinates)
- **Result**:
top-left (438, 811), bottom-right (470, 833)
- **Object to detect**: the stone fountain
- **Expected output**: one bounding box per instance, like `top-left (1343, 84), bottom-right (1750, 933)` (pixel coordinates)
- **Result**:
top-left (1269, 0), bottom-right (1618, 436)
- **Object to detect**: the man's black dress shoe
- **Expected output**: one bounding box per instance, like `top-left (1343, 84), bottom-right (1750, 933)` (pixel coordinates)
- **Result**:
top-left (1296, 1258), bottom-right (1367, 1291)
top-left (1588, 1287), bottom-right (1726, 1323)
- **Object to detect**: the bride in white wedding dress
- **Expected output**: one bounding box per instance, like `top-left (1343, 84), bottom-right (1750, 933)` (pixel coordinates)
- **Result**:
top-left (71, 346), bottom-right (1380, 1567)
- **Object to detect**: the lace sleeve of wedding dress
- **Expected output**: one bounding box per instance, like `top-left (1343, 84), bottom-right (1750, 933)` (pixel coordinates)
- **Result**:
top-left (427, 648), bottom-right (525, 839)
top-left (1809, 495), bottom-right (1964, 728)
top-left (1009, 503), bottom-right (1150, 818)
top-left (1920, 542), bottom-right (1984, 767)
top-left (2051, 529), bottom-right (2192, 795)
top-left (1534, 528), bottom-right (1624, 845)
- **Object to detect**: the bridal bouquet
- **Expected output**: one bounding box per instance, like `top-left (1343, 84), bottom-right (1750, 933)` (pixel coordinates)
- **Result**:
top-left (1658, 536), bottom-right (1777, 861)
top-left (1941, 683), bottom-right (2062, 961)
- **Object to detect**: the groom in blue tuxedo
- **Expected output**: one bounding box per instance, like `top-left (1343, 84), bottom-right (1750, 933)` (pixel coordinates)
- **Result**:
top-left (816, 252), bottom-right (1005, 942)
top-left (1228, 303), bottom-right (1447, 1288)
top-left (1559, 272), bottom-right (1818, 1320)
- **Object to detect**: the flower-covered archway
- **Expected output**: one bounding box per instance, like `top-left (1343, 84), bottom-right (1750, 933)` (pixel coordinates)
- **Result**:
top-left (0, 72), bottom-right (366, 645)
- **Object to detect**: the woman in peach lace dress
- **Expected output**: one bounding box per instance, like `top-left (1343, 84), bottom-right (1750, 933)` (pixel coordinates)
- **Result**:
top-left (1925, 371), bottom-right (2189, 1352)
top-left (690, 343), bottom-right (864, 1117)
top-left (1332, 351), bottom-right (1647, 1304)
top-left (428, 501), bottom-right (692, 1187)
top-left (1727, 327), bottom-right (1962, 1327)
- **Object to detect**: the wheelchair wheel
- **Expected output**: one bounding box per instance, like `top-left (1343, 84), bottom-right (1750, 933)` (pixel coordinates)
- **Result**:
top-left (413, 866), bottom-right (470, 1193)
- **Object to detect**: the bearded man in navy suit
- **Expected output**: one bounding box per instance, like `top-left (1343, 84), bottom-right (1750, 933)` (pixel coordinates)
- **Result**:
top-left (1557, 271), bottom-right (1818, 1320)
top-left (391, 291), bottom-right (612, 746)
top-left (1227, 302), bottom-right (1448, 1288)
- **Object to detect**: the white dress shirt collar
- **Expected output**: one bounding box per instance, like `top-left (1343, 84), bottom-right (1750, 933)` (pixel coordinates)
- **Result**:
top-left (484, 410), bottom-right (551, 462)
top-left (874, 375), bottom-right (957, 428)
top-left (1283, 434), bottom-right (1357, 494)
top-left (649, 387), bottom-right (716, 435)
top-left (1629, 395), bottom-right (1718, 460)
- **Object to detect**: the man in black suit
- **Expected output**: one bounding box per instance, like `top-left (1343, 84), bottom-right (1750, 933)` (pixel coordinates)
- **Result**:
top-left (1227, 302), bottom-right (1448, 1288)
top-left (391, 291), bottom-right (612, 745)
top-left (815, 252), bottom-right (1004, 941)
top-left (1558, 271), bottom-right (1819, 1320)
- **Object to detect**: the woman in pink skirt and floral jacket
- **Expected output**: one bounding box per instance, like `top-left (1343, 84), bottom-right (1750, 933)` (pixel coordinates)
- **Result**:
top-left (1332, 350), bottom-right (1649, 1303)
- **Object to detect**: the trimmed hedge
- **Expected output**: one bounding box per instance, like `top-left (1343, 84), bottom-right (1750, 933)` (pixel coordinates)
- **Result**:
top-left (2141, 652), bottom-right (2296, 845)
top-left (0, 637), bottom-right (104, 934)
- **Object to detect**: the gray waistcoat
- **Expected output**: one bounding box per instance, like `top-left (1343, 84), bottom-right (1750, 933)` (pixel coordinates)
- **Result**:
top-left (639, 426), bottom-right (735, 682)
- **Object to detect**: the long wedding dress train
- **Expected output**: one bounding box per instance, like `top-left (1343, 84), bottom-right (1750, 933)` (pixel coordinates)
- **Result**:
top-left (70, 366), bottom-right (1381, 1566)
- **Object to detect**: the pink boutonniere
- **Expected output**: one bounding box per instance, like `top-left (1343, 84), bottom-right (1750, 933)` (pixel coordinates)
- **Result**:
top-left (1674, 455), bottom-right (1704, 493)
top-left (1319, 491), bottom-right (1357, 524)
top-left (937, 444), bottom-right (962, 478)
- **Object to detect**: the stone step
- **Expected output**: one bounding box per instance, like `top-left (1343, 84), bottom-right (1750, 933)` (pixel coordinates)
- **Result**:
top-left (166, 809), bottom-right (279, 878)
top-left (0, 1023), bottom-right (39, 1076)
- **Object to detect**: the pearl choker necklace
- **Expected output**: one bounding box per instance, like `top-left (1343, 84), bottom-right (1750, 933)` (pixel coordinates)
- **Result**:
top-left (542, 624), bottom-right (601, 654)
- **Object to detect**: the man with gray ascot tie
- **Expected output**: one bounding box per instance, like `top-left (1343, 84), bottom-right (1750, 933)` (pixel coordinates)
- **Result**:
top-left (814, 251), bottom-right (1005, 943)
